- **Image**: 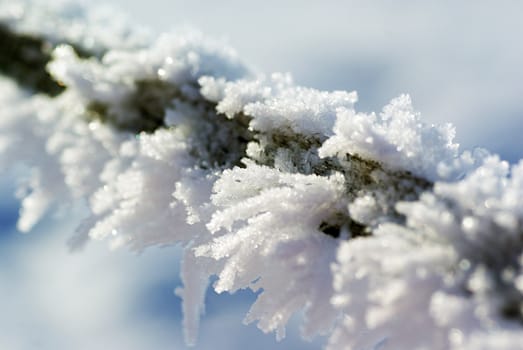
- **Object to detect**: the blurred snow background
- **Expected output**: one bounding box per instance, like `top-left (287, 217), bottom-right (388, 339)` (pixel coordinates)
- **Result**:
top-left (0, 0), bottom-right (522, 349)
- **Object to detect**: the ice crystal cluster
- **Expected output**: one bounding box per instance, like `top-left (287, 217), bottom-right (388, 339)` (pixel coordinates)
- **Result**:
top-left (1, 1), bottom-right (522, 349)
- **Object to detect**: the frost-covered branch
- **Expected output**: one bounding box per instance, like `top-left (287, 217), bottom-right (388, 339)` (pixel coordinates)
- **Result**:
top-left (1, 1), bottom-right (522, 349)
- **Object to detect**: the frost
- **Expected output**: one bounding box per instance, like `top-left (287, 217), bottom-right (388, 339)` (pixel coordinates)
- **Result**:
top-left (201, 73), bottom-right (357, 137)
top-left (0, 0), bottom-right (149, 54)
top-left (329, 158), bottom-right (523, 349)
top-left (319, 94), bottom-right (460, 181)
top-left (399, 157), bottom-right (523, 326)
top-left (1, 1), bottom-right (522, 349)
top-left (48, 31), bottom-right (247, 133)
top-left (196, 163), bottom-right (346, 339)
top-left (329, 224), bottom-right (456, 350)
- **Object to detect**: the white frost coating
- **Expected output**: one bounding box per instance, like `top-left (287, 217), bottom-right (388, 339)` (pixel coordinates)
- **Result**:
top-left (200, 73), bottom-right (293, 118)
top-left (399, 156), bottom-right (523, 271)
top-left (48, 30), bottom-right (247, 129)
top-left (328, 225), bottom-right (455, 350)
top-left (329, 158), bottom-right (523, 349)
top-left (0, 0), bottom-right (150, 53)
top-left (85, 129), bottom-right (201, 250)
top-left (319, 94), bottom-right (460, 181)
top-left (175, 249), bottom-right (210, 347)
top-left (196, 163), bottom-right (345, 339)
top-left (1, 1), bottom-right (523, 349)
top-left (0, 77), bottom-right (75, 232)
top-left (49, 30), bottom-right (247, 90)
top-left (456, 330), bottom-right (523, 350)
top-left (200, 73), bottom-right (357, 136)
